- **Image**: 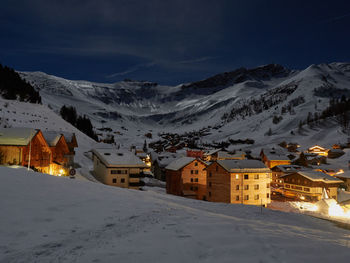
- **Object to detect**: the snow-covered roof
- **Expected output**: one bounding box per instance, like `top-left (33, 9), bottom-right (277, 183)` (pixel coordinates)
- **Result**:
top-left (261, 148), bottom-right (289, 161)
top-left (0, 128), bottom-right (38, 146)
top-left (335, 171), bottom-right (350, 179)
top-left (204, 149), bottom-right (220, 156)
top-left (272, 165), bottom-right (305, 173)
top-left (165, 157), bottom-right (196, 171)
top-left (217, 159), bottom-right (270, 173)
top-left (92, 148), bottom-right (148, 168)
top-left (42, 131), bottom-right (62, 146)
top-left (217, 151), bottom-right (245, 159)
top-left (61, 132), bottom-right (75, 143)
top-left (283, 170), bottom-right (343, 183)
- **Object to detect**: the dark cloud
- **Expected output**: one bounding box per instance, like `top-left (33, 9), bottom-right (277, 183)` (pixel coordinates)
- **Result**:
top-left (1, 0), bottom-right (350, 84)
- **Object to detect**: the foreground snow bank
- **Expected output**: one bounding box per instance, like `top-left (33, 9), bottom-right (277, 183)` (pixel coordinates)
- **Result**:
top-left (1, 167), bottom-right (350, 263)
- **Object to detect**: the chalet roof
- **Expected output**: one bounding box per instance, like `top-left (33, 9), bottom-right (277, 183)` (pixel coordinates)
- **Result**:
top-left (272, 165), bottom-right (305, 173)
top-left (0, 128), bottom-right (38, 146)
top-left (283, 171), bottom-right (343, 183)
top-left (217, 159), bottom-right (270, 173)
top-left (335, 171), bottom-right (350, 179)
top-left (204, 149), bottom-right (220, 156)
top-left (42, 131), bottom-right (62, 147)
top-left (165, 157), bottom-right (196, 171)
top-left (217, 151), bottom-right (245, 159)
top-left (92, 148), bottom-right (148, 168)
top-left (261, 148), bottom-right (289, 161)
top-left (61, 132), bottom-right (75, 143)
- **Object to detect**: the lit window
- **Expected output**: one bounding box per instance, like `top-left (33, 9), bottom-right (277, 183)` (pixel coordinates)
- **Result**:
top-left (254, 194), bottom-right (259, 200)
top-left (254, 174), bottom-right (259, 179)
top-left (236, 174), bottom-right (239, 179)
top-left (244, 185), bottom-right (249, 190)
top-left (236, 195), bottom-right (240, 201)
top-left (236, 185), bottom-right (239, 190)
top-left (254, 184), bottom-right (259, 190)
top-left (244, 195), bottom-right (249, 200)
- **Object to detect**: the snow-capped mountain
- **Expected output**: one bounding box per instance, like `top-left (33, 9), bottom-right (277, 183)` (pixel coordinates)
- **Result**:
top-left (19, 62), bottom-right (350, 149)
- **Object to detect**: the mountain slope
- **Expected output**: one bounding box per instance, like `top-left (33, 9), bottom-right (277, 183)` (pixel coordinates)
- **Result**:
top-left (19, 62), bottom-right (350, 149)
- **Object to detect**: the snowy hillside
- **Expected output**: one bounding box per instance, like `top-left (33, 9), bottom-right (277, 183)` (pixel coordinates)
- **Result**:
top-left (1, 166), bottom-right (350, 263)
top-left (0, 97), bottom-right (99, 177)
top-left (19, 62), bottom-right (350, 149)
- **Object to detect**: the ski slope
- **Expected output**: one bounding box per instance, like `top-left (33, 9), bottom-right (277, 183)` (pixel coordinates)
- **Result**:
top-left (0, 166), bottom-right (349, 263)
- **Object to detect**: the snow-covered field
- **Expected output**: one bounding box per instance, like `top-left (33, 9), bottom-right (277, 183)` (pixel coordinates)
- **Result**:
top-left (1, 166), bottom-right (350, 263)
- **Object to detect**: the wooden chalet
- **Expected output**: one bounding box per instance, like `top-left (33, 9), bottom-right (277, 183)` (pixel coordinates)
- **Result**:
top-left (166, 157), bottom-right (208, 200)
top-left (271, 165), bottom-right (304, 189)
top-left (281, 171), bottom-right (342, 202)
top-left (334, 171), bottom-right (350, 191)
top-left (61, 132), bottom-right (78, 166)
top-left (42, 131), bottom-right (70, 176)
top-left (206, 160), bottom-right (271, 206)
top-left (0, 128), bottom-right (51, 173)
top-left (307, 145), bottom-right (329, 157)
top-left (260, 148), bottom-right (291, 168)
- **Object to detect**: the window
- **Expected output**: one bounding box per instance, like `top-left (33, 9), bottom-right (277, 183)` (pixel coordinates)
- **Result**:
top-left (209, 172), bottom-right (212, 177)
top-left (244, 174), bottom-right (249, 180)
top-left (111, 170), bottom-right (127, 174)
top-left (236, 185), bottom-right (239, 190)
top-left (194, 186), bottom-right (198, 191)
top-left (216, 166), bottom-right (218, 172)
top-left (195, 170), bottom-right (199, 175)
top-left (285, 184), bottom-right (290, 188)
top-left (209, 182), bottom-right (212, 187)
top-left (266, 183), bottom-right (270, 189)
top-left (195, 178), bottom-right (198, 182)
top-left (191, 170), bottom-right (194, 174)
top-left (244, 185), bottom-right (249, 190)
top-left (236, 195), bottom-right (240, 201)
top-left (304, 187), bottom-right (310, 192)
top-left (254, 174), bottom-right (259, 179)
top-left (191, 178), bottom-right (194, 182)
top-left (244, 195), bottom-right (249, 200)
top-left (121, 178), bottom-right (125, 183)
top-left (112, 178), bottom-right (117, 183)
top-left (266, 173), bottom-right (270, 178)
top-left (194, 162), bottom-right (198, 166)
top-left (254, 184), bottom-right (259, 190)
top-left (267, 193), bottom-right (270, 198)
top-left (236, 174), bottom-right (239, 179)
top-left (254, 194), bottom-right (259, 200)
top-left (209, 191), bottom-right (212, 197)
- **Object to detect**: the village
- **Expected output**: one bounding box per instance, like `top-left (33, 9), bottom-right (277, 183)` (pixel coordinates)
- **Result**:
top-left (1, 126), bottom-right (350, 221)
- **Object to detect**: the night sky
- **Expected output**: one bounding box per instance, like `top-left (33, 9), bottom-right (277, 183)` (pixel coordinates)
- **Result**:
top-left (1, 0), bottom-right (350, 85)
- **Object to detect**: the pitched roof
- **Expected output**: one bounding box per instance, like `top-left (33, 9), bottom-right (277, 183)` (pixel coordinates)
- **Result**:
top-left (0, 128), bottom-right (38, 146)
top-left (216, 159), bottom-right (270, 173)
top-left (92, 148), bottom-right (148, 168)
top-left (283, 170), bottom-right (343, 183)
top-left (272, 165), bottom-right (305, 173)
top-left (165, 157), bottom-right (196, 171)
top-left (204, 149), bottom-right (220, 156)
top-left (261, 148), bottom-right (290, 161)
top-left (42, 131), bottom-right (62, 147)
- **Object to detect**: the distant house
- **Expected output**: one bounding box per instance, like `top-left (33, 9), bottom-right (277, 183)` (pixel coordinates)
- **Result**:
top-left (260, 148), bottom-right (291, 168)
top-left (92, 148), bottom-right (148, 190)
top-left (282, 171), bottom-right (342, 201)
top-left (42, 131), bottom-right (70, 176)
top-left (203, 149), bottom-right (221, 161)
top-left (165, 157), bottom-right (208, 200)
top-left (334, 172), bottom-right (350, 191)
top-left (61, 132), bottom-right (78, 166)
top-left (206, 160), bottom-right (271, 206)
top-left (0, 128), bottom-right (52, 173)
top-left (186, 149), bottom-right (204, 159)
top-left (217, 151), bottom-right (246, 160)
top-left (271, 165), bottom-right (304, 190)
top-left (327, 149), bottom-right (345, 159)
top-left (307, 145), bottom-right (329, 157)
top-left (151, 152), bottom-right (179, 181)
